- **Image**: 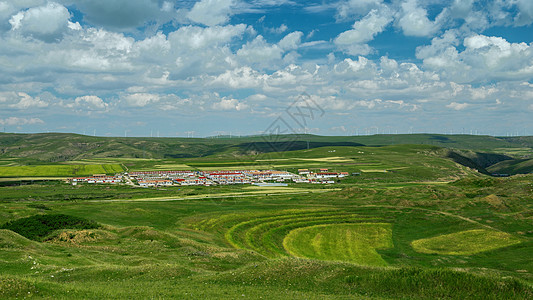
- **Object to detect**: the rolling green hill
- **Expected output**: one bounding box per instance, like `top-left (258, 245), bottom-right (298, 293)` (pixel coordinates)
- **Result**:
top-left (0, 132), bottom-right (532, 298)
top-left (487, 158), bottom-right (533, 174)
top-left (0, 132), bottom-right (531, 175)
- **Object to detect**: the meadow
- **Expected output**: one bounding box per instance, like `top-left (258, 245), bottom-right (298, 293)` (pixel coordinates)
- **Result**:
top-left (0, 140), bottom-right (531, 299)
top-left (0, 164), bottom-right (123, 178)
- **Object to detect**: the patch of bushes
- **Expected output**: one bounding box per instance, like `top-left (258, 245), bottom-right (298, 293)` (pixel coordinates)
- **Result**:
top-left (26, 203), bottom-right (51, 210)
top-left (451, 177), bottom-right (499, 187)
top-left (0, 214), bottom-right (100, 241)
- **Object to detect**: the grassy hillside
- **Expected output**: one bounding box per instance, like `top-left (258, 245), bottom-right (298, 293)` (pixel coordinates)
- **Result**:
top-left (487, 158), bottom-right (533, 174)
top-left (1, 132), bottom-right (531, 160)
top-left (0, 133), bottom-right (532, 298)
top-left (0, 174), bottom-right (531, 298)
top-left (0, 164), bottom-right (123, 178)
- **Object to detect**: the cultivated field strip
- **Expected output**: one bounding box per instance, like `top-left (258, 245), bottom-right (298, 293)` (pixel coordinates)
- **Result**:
top-left (189, 209), bottom-right (389, 260)
top-left (283, 223), bottom-right (393, 266)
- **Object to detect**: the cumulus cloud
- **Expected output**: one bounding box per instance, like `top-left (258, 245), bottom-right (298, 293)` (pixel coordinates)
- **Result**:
top-left (5, 92), bottom-right (48, 109)
top-left (335, 8), bottom-right (392, 55)
top-left (514, 0), bottom-right (533, 26)
top-left (396, 0), bottom-right (440, 37)
top-left (9, 2), bottom-right (71, 42)
top-left (417, 33), bottom-right (533, 83)
top-left (0, 0), bottom-right (531, 136)
top-left (268, 23), bottom-right (288, 34)
top-left (121, 93), bottom-right (159, 107)
top-left (0, 117), bottom-right (44, 125)
top-left (212, 66), bottom-right (266, 88)
top-left (71, 95), bottom-right (108, 111)
top-left (446, 101), bottom-right (469, 110)
top-left (336, 0), bottom-right (384, 20)
top-left (168, 24), bottom-right (247, 49)
top-left (278, 31), bottom-right (303, 50)
top-left (212, 97), bottom-right (248, 111)
top-left (237, 35), bottom-right (284, 67)
top-left (187, 0), bottom-right (235, 27)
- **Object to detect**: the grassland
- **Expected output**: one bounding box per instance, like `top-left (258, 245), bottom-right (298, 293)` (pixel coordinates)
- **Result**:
top-left (0, 164), bottom-right (123, 178)
top-left (283, 223), bottom-right (393, 266)
top-left (1, 132), bottom-right (531, 174)
top-left (0, 139), bottom-right (531, 298)
top-left (411, 229), bottom-right (522, 255)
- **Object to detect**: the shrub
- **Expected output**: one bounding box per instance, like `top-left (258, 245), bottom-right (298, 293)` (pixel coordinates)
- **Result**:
top-left (1, 214), bottom-right (100, 241)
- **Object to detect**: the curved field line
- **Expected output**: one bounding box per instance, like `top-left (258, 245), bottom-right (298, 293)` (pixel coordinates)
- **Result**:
top-left (224, 210), bottom-right (342, 249)
top-left (193, 209), bottom-right (329, 231)
top-left (282, 223), bottom-right (393, 265)
top-left (357, 205), bottom-right (503, 232)
top-left (222, 207), bottom-right (386, 258)
top-left (259, 217), bottom-right (383, 258)
top-left (244, 214), bottom-right (364, 256)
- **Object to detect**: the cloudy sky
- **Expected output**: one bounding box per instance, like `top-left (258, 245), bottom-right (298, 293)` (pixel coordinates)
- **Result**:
top-left (0, 0), bottom-right (532, 137)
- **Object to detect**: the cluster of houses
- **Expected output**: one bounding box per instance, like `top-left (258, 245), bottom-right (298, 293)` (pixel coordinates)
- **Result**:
top-left (70, 174), bottom-right (123, 185)
top-left (130, 170), bottom-right (298, 187)
top-left (68, 168), bottom-right (351, 187)
top-left (296, 169), bottom-right (349, 183)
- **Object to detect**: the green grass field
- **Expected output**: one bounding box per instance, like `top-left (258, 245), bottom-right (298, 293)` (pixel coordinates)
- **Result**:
top-left (0, 164), bottom-right (123, 178)
top-left (283, 223), bottom-right (393, 266)
top-left (411, 229), bottom-right (522, 255)
top-left (0, 141), bottom-right (532, 299)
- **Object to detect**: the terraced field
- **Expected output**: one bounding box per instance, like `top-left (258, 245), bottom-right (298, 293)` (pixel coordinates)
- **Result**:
top-left (187, 205), bottom-right (530, 270)
top-left (191, 209), bottom-right (395, 264)
top-left (191, 209), bottom-right (377, 258)
top-left (283, 223), bottom-right (393, 266)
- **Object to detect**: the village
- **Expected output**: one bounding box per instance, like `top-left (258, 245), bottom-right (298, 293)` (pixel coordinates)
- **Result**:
top-left (69, 168), bottom-right (351, 187)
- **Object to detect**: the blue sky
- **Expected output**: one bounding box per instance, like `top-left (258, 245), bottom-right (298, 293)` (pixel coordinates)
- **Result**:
top-left (0, 0), bottom-right (532, 137)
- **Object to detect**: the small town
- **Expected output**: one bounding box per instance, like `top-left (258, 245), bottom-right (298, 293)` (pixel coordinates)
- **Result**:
top-left (69, 168), bottom-right (351, 187)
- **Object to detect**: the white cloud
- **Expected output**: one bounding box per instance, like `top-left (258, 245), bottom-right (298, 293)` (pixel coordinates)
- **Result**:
top-left (9, 2), bottom-right (71, 42)
top-left (246, 93), bottom-right (268, 101)
top-left (121, 93), bottom-right (159, 107)
top-left (212, 97), bottom-right (248, 111)
top-left (470, 86), bottom-right (497, 100)
top-left (514, 0), bottom-right (533, 26)
top-left (187, 0), bottom-right (235, 26)
top-left (446, 101), bottom-right (469, 110)
top-left (237, 35), bottom-right (284, 67)
top-left (335, 8), bottom-right (392, 55)
top-left (212, 66), bottom-right (266, 88)
top-left (417, 33), bottom-right (533, 83)
top-left (397, 0), bottom-right (439, 37)
top-left (278, 31), bottom-right (303, 50)
top-left (8, 92), bottom-right (48, 109)
top-left (73, 95), bottom-right (108, 110)
top-left (268, 23), bottom-right (288, 34)
top-left (336, 0), bottom-right (384, 20)
top-left (0, 117), bottom-right (44, 125)
top-left (168, 24), bottom-right (247, 50)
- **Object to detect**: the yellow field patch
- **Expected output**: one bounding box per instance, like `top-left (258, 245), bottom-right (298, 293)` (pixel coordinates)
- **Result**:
top-left (152, 164), bottom-right (191, 170)
top-left (196, 165), bottom-right (271, 171)
top-left (295, 157), bottom-right (354, 162)
top-left (411, 229), bottom-right (521, 255)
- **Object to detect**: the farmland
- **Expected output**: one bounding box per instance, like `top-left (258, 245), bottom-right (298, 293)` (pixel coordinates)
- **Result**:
top-left (0, 134), bottom-right (532, 299)
top-left (0, 164), bottom-right (123, 178)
